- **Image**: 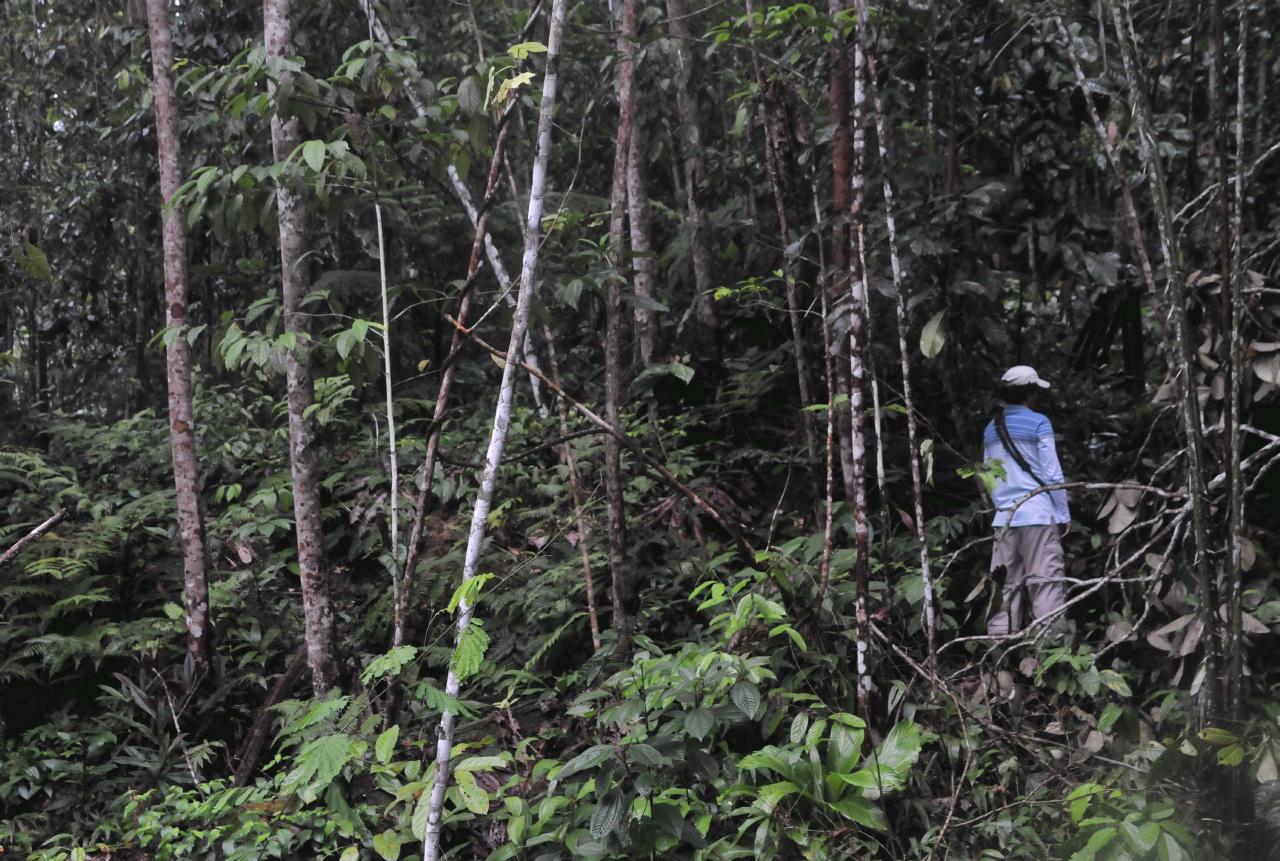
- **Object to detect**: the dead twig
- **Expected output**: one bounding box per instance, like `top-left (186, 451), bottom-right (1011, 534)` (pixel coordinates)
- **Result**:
top-left (0, 508), bottom-right (69, 568)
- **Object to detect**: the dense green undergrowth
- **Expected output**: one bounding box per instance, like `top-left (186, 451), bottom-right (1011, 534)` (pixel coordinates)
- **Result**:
top-left (3, 376), bottom-right (1279, 860)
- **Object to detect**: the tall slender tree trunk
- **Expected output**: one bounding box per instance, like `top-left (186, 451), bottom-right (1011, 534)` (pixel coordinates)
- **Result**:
top-left (664, 0), bottom-right (718, 342)
top-left (420, 3), bottom-right (567, 856)
top-left (1109, 0), bottom-right (1217, 721)
top-left (745, 0), bottom-right (817, 464)
top-left (264, 0), bottom-right (338, 695)
top-left (846, 33), bottom-right (874, 715)
top-left (1226, 0), bottom-right (1247, 723)
top-left (853, 0), bottom-right (937, 676)
top-left (628, 123), bottom-right (659, 365)
top-left (544, 322), bottom-right (602, 650)
top-left (827, 0), bottom-right (859, 508)
top-left (604, 0), bottom-right (638, 652)
top-left (145, 0), bottom-right (212, 683)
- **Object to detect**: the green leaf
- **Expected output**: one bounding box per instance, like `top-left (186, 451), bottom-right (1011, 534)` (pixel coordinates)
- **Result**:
top-left (919, 310), bottom-right (946, 358)
top-left (375, 726), bottom-right (399, 764)
top-left (829, 796), bottom-right (887, 830)
top-left (1198, 726), bottom-right (1238, 746)
top-left (352, 318), bottom-right (370, 341)
top-left (589, 790), bottom-right (627, 839)
top-left (755, 780), bottom-right (798, 814)
top-left (1098, 669), bottom-right (1132, 697)
top-left (457, 75), bottom-right (484, 115)
top-left (684, 707), bottom-right (714, 741)
top-left (1071, 825), bottom-right (1117, 860)
top-left (790, 712), bottom-right (810, 745)
top-left (14, 242), bottom-right (52, 282)
top-left (360, 646), bottom-right (418, 683)
top-left (557, 744), bottom-right (616, 780)
top-left (1067, 783), bottom-right (1104, 824)
top-left (450, 620), bottom-right (490, 681)
top-left (447, 573), bottom-right (494, 613)
top-left (302, 139), bottom-right (326, 173)
top-left (670, 361), bottom-right (695, 383)
top-left (285, 734), bottom-right (354, 800)
top-left (1098, 703), bottom-right (1123, 733)
top-left (872, 720), bottom-right (923, 777)
top-left (371, 829), bottom-right (401, 861)
top-left (454, 755), bottom-right (507, 772)
top-left (507, 40), bottom-right (548, 60)
top-left (730, 681), bottom-right (761, 718)
top-left (411, 789), bottom-right (431, 840)
top-left (1218, 743), bottom-right (1245, 767)
top-left (455, 768), bottom-right (489, 814)
top-left (339, 847), bottom-right (359, 861)
top-left (625, 743), bottom-right (665, 768)
top-left (1120, 820), bottom-right (1160, 855)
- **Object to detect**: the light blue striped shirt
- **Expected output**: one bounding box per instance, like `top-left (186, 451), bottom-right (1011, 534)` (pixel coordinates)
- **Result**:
top-left (983, 405), bottom-right (1070, 528)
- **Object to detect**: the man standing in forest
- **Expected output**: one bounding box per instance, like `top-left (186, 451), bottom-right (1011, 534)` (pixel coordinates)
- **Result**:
top-left (984, 366), bottom-right (1071, 636)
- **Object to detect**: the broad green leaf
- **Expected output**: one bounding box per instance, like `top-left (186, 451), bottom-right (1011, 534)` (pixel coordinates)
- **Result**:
top-left (685, 707), bottom-right (714, 741)
top-left (375, 726), bottom-right (399, 765)
top-left (371, 829), bottom-right (401, 861)
top-left (920, 310), bottom-right (946, 358)
top-left (872, 720), bottom-right (923, 777)
top-left (1098, 669), bottom-right (1132, 697)
top-left (790, 712), bottom-right (810, 745)
top-left (507, 40), bottom-right (548, 59)
top-left (755, 780), bottom-right (797, 814)
top-left (589, 790), bottom-right (627, 839)
top-left (828, 796), bottom-right (887, 831)
top-left (557, 744), bottom-right (616, 780)
top-left (285, 734), bottom-right (354, 800)
top-left (450, 620), bottom-right (490, 681)
top-left (411, 789), bottom-right (430, 840)
top-left (1199, 726), bottom-right (1238, 746)
top-left (730, 681), bottom-right (760, 718)
top-left (352, 318), bottom-right (369, 341)
top-left (339, 847), bottom-right (359, 861)
top-left (455, 768), bottom-right (489, 814)
top-left (14, 242), bottom-right (52, 282)
top-left (454, 755), bottom-right (507, 772)
top-left (1071, 825), bottom-right (1116, 860)
top-left (302, 139), bottom-right (325, 173)
top-left (447, 573), bottom-right (494, 613)
top-left (625, 743), bottom-right (665, 768)
top-left (457, 75), bottom-right (484, 115)
top-left (1218, 743), bottom-right (1245, 767)
top-left (1120, 820), bottom-right (1160, 855)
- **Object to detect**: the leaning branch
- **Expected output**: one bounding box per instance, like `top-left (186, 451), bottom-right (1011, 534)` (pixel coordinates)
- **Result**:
top-left (0, 508), bottom-right (68, 568)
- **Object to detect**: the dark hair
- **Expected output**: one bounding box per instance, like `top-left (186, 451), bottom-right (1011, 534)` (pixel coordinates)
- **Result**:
top-left (998, 383), bottom-right (1039, 405)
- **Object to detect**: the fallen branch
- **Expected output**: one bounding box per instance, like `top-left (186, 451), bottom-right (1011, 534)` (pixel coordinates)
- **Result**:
top-left (446, 315), bottom-right (757, 561)
top-left (234, 644), bottom-right (308, 786)
top-left (0, 508), bottom-right (68, 568)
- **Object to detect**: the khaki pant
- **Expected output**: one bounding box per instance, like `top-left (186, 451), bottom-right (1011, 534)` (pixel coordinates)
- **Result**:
top-left (988, 524), bottom-right (1066, 636)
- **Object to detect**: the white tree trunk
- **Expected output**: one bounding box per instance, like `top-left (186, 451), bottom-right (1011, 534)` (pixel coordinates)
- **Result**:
top-left (420, 1), bottom-right (568, 857)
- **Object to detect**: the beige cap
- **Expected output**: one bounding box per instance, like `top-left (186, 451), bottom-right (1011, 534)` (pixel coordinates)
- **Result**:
top-left (1001, 365), bottom-right (1051, 389)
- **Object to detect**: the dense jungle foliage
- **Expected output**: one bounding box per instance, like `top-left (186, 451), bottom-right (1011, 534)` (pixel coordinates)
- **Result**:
top-left (2, 0), bottom-right (1279, 858)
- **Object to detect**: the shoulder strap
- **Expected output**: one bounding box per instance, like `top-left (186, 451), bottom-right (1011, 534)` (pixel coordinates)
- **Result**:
top-left (995, 410), bottom-right (1047, 487)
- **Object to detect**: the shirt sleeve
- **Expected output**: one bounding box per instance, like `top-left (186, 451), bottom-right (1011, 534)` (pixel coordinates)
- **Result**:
top-left (1037, 417), bottom-right (1070, 523)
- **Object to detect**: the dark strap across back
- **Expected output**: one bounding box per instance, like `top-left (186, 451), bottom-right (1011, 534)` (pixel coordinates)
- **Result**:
top-left (994, 409), bottom-right (1048, 487)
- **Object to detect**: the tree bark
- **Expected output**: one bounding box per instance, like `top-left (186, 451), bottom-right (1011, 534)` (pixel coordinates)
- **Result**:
top-left (853, 0), bottom-right (937, 676)
top-left (145, 0), bottom-right (213, 684)
top-left (745, 0), bottom-right (817, 464)
top-left (264, 0), bottom-right (338, 695)
top-left (846, 32), bottom-right (874, 715)
top-left (628, 122), bottom-right (659, 365)
top-left (420, 1), bottom-right (567, 856)
top-left (544, 322), bottom-right (602, 650)
top-left (664, 0), bottom-right (718, 341)
top-left (604, 0), bottom-right (638, 653)
top-left (1109, 0), bottom-right (1217, 720)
